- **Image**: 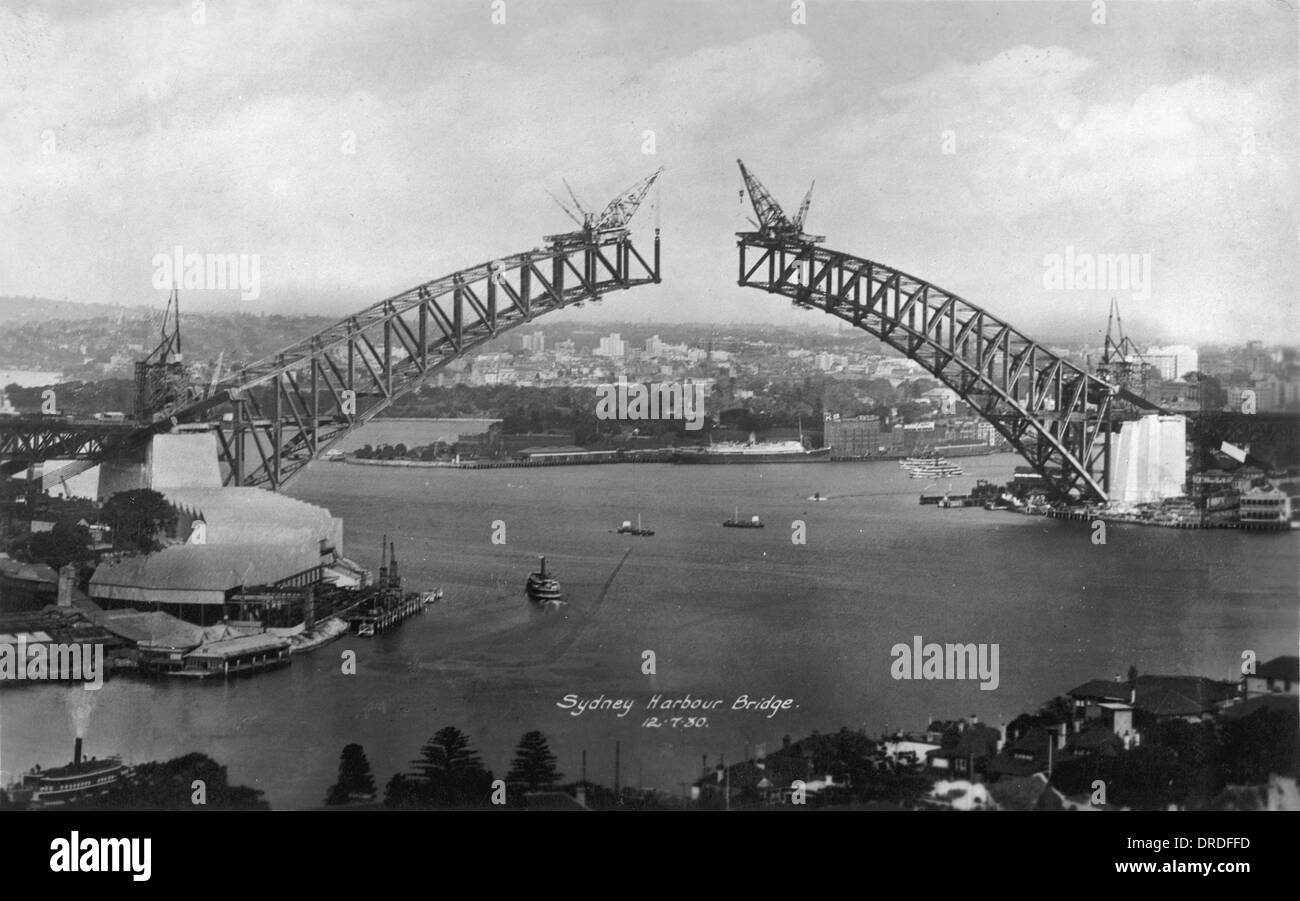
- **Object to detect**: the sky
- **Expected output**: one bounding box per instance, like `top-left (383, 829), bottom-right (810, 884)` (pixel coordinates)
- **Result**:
top-left (1, 0), bottom-right (1296, 346)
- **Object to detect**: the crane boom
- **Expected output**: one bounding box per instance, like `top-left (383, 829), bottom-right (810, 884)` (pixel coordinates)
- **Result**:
top-left (736, 159), bottom-right (823, 243)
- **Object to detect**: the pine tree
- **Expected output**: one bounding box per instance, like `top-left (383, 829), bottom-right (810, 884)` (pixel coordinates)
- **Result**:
top-left (507, 730), bottom-right (562, 792)
top-left (325, 743), bottom-right (377, 805)
top-left (408, 726), bottom-right (494, 807)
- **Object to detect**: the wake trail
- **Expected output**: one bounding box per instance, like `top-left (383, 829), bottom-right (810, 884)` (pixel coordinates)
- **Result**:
top-left (545, 546), bottom-right (634, 664)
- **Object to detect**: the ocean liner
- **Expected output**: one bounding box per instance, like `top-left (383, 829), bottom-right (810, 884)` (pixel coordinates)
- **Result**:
top-left (672, 433), bottom-right (830, 464)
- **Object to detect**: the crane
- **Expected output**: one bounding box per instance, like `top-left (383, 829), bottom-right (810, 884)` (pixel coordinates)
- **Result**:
top-left (736, 159), bottom-right (823, 244)
top-left (544, 167), bottom-right (664, 247)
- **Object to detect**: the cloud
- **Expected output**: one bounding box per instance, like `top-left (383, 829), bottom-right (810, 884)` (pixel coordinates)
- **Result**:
top-left (0, 2), bottom-right (1293, 343)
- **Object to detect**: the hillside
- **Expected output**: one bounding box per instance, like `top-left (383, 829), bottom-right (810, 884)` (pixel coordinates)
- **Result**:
top-left (0, 296), bottom-right (151, 324)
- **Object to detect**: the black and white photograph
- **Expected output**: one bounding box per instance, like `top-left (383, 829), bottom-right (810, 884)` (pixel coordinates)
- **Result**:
top-left (0, 0), bottom-right (1296, 874)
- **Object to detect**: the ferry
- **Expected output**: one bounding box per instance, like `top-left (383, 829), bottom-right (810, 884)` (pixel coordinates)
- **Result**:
top-left (5, 739), bottom-right (126, 809)
top-left (906, 457), bottom-right (964, 478)
top-left (525, 556), bottom-right (563, 604)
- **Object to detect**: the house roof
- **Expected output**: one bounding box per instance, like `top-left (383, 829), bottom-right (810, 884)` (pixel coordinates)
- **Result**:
top-left (0, 558), bottom-right (58, 585)
top-left (91, 610), bottom-right (205, 650)
top-left (929, 723), bottom-right (1001, 761)
top-left (187, 633), bottom-right (290, 659)
top-left (90, 544), bottom-right (319, 594)
top-left (1137, 676), bottom-right (1239, 715)
top-left (1219, 694), bottom-right (1298, 720)
top-left (1068, 679), bottom-right (1130, 703)
top-left (1070, 675), bottom-right (1237, 717)
top-left (985, 755), bottom-right (1045, 780)
top-left (1067, 723), bottom-right (1126, 755)
top-left (1254, 656), bottom-right (1299, 682)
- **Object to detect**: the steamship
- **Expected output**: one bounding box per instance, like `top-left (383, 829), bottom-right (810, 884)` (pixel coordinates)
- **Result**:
top-left (525, 556), bottom-right (563, 604)
top-left (5, 738), bottom-right (127, 809)
top-left (672, 435), bottom-right (831, 464)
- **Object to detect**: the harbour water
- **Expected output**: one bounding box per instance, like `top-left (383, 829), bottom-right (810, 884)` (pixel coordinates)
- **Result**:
top-left (2, 448), bottom-right (1295, 808)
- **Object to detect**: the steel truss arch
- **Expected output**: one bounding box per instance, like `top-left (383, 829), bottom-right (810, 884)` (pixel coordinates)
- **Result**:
top-left (157, 231), bottom-right (661, 490)
top-left (737, 236), bottom-right (1119, 501)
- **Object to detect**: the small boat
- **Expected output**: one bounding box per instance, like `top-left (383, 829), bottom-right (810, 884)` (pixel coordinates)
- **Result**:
top-left (807, 491), bottom-right (827, 502)
top-left (723, 507), bottom-right (765, 529)
top-left (617, 514), bottom-right (655, 537)
top-left (525, 556), bottom-right (563, 604)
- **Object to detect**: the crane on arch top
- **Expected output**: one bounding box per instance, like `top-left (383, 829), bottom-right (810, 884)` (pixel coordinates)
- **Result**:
top-left (733, 158), bottom-right (1154, 503)
top-left (545, 166), bottom-right (665, 248)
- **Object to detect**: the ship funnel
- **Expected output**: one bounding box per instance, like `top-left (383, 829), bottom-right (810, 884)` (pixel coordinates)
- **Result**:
top-left (74, 737), bottom-right (83, 767)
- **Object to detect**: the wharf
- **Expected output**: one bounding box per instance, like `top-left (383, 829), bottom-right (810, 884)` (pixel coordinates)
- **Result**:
top-left (346, 589), bottom-right (441, 636)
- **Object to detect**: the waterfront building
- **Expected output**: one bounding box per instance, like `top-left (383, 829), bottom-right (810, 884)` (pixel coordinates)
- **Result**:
top-left (823, 414), bottom-right (882, 458)
top-left (1239, 485), bottom-right (1299, 530)
top-left (176, 632), bottom-right (291, 678)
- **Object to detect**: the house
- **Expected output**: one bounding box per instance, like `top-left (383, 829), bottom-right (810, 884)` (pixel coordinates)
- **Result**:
top-left (1068, 675), bottom-right (1238, 726)
top-left (926, 718), bottom-right (1002, 779)
top-left (1243, 656), bottom-right (1299, 698)
top-left (985, 725), bottom-right (1065, 780)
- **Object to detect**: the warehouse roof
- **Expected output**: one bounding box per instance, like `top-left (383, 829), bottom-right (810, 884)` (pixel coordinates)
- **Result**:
top-left (90, 544), bottom-right (319, 593)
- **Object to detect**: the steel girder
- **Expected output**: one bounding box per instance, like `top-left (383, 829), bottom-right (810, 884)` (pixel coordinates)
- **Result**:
top-left (737, 236), bottom-right (1119, 501)
top-left (159, 232), bottom-right (661, 490)
top-left (0, 420), bottom-right (140, 474)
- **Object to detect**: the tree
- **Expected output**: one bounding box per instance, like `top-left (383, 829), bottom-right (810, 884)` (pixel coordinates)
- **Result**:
top-left (506, 731), bottom-right (562, 792)
top-left (15, 521), bottom-right (93, 570)
top-left (403, 727), bottom-right (494, 808)
top-left (77, 753), bottom-right (269, 810)
top-left (100, 489), bottom-right (176, 554)
top-left (325, 743), bottom-right (377, 805)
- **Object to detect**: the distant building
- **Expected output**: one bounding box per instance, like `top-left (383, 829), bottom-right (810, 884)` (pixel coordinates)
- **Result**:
top-left (922, 386), bottom-right (959, 415)
top-left (595, 333), bottom-right (625, 358)
top-left (1243, 656), bottom-right (1299, 698)
top-left (823, 415), bottom-right (882, 458)
top-left (1145, 344), bottom-right (1199, 381)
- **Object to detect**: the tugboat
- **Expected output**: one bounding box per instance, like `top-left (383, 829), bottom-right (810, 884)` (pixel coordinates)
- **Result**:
top-left (616, 514), bottom-right (655, 537)
top-left (525, 556), bottom-right (563, 604)
top-left (723, 507), bottom-right (765, 529)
